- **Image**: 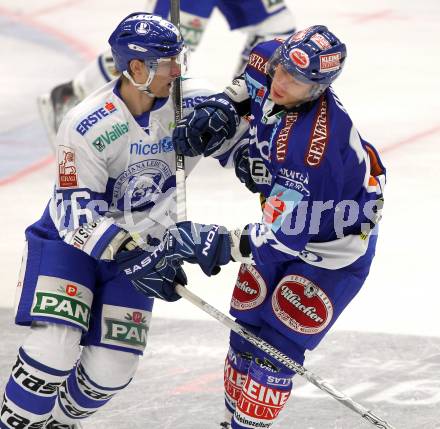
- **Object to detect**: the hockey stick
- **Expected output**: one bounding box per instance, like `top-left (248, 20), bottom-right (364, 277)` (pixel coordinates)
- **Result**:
top-left (175, 284), bottom-right (396, 429)
top-left (170, 0), bottom-right (187, 223)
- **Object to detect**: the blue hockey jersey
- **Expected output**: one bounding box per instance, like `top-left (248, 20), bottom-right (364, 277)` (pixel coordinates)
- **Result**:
top-left (222, 40), bottom-right (386, 270)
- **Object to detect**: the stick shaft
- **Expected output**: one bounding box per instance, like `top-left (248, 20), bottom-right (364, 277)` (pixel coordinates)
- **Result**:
top-left (170, 0), bottom-right (186, 222)
top-left (175, 284), bottom-right (395, 429)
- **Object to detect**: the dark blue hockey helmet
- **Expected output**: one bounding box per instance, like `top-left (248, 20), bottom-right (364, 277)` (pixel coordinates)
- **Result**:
top-left (108, 12), bottom-right (185, 73)
top-left (268, 25), bottom-right (347, 86)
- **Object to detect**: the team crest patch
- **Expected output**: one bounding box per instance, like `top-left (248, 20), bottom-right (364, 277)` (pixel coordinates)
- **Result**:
top-left (31, 276), bottom-right (93, 330)
top-left (231, 265), bottom-right (267, 311)
top-left (101, 304), bottom-right (151, 352)
top-left (135, 21), bottom-right (150, 35)
top-left (58, 145), bottom-right (78, 188)
top-left (272, 274), bottom-right (333, 334)
top-left (113, 159), bottom-right (173, 211)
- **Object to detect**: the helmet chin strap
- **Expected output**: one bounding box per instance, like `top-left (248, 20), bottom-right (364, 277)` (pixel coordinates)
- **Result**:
top-left (122, 61), bottom-right (158, 97)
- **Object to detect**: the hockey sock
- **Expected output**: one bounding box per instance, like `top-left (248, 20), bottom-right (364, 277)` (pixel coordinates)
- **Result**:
top-left (0, 347), bottom-right (72, 429)
top-left (48, 346), bottom-right (139, 425)
top-left (224, 346), bottom-right (252, 416)
top-left (231, 359), bottom-right (293, 429)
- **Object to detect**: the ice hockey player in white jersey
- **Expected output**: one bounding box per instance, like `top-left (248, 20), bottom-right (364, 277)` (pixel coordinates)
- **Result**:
top-left (0, 12), bottom-right (242, 429)
top-left (37, 0), bottom-right (296, 148)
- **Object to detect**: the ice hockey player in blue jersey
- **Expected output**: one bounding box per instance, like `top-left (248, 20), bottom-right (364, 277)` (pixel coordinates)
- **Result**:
top-left (0, 12), bottom-right (245, 429)
top-left (119, 25), bottom-right (387, 428)
top-left (38, 0), bottom-right (296, 148)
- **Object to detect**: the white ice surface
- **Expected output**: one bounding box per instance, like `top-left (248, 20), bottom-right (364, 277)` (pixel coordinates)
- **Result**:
top-left (1, 0), bottom-right (439, 338)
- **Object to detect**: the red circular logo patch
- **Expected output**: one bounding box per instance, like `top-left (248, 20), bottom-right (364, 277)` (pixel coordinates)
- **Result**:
top-left (289, 48), bottom-right (310, 69)
top-left (272, 275), bottom-right (333, 334)
top-left (65, 284), bottom-right (77, 297)
top-left (231, 265), bottom-right (267, 311)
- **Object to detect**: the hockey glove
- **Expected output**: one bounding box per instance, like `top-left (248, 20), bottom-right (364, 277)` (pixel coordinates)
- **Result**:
top-left (166, 222), bottom-right (232, 276)
top-left (115, 246), bottom-right (187, 302)
top-left (173, 93), bottom-right (240, 157)
top-left (234, 144), bottom-right (258, 193)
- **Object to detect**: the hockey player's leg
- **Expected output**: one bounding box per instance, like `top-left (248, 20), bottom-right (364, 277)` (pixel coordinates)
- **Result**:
top-left (236, 6), bottom-right (296, 75)
top-left (47, 346), bottom-right (139, 426)
top-left (0, 323), bottom-right (81, 429)
top-left (223, 346), bottom-right (253, 417)
top-left (229, 324), bottom-right (302, 429)
top-left (216, 0), bottom-right (296, 75)
top-left (177, 0), bottom-right (216, 52)
top-left (45, 261), bottom-right (154, 426)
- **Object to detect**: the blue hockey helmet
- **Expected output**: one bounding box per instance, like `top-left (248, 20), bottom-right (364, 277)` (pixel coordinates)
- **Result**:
top-left (267, 25), bottom-right (347, 91)
top-left (108, 12), bottom-right (185, 73)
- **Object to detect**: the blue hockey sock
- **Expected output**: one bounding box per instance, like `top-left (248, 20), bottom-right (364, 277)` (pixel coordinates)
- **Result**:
top-left (0, 347), bottom-right (72, 429)
top-left (49, 362), bottom-right (131, 425)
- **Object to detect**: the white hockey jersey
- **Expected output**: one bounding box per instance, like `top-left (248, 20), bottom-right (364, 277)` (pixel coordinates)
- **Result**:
top-left (43, 78), bottom-right (237, 258)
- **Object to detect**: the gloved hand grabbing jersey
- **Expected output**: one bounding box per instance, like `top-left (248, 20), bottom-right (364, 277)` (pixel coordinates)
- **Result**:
top-left (173, 93), bottom-right (240, 157)
top-left (116, 222), bottom-right (238, 301)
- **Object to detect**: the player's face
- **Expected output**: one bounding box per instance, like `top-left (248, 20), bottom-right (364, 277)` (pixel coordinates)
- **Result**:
top-left (148, 57), bottom-right (182, 98)
top-left (270, 65), bottom-right (314, 108)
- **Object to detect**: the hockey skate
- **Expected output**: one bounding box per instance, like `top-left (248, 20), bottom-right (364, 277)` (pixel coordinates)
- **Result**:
top-left (37, 81), bottom-right (79, 150)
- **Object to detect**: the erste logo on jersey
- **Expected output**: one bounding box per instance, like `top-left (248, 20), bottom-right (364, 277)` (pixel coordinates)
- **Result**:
top-left (250, 158), bottom-right (272, 186)
top-left (305, 96), bottom-right (329, 167)
top-left (182, 95), bottom-right (208, 109)
top-left (272, 274), bottom-right (333, 334)
top-left (58, 145), bottom-right (78, 188)
top-left (76, 102), bottom-right (117, 136)
top-left (231, 264), bottom-right (267, 311)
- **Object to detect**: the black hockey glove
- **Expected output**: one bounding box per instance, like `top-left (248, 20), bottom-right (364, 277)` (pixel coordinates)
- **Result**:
top-left (173, 93), bottom-right (240, 157)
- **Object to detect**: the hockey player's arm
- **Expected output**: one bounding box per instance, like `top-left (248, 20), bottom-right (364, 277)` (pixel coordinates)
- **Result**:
top-left (51, 122), bottom-right (133, 260)
top-left (173, 75), bottom-right (251, 158)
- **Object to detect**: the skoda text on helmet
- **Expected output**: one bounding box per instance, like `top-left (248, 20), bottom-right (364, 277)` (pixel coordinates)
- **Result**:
top-left (108, 12), bottom-right (186, 96)
top-left (267, 25), bottom-right (347, 102)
